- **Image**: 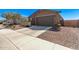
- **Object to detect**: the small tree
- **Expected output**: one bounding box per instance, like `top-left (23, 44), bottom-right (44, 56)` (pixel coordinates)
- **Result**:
top-left (1, 12), bottom-right (13, 20)
top-left (12, 13), bottom-right (21, 24)
top-left (1, 12), bottom-right (21, 25)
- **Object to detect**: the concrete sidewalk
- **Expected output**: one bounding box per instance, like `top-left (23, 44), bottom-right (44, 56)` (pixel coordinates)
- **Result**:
top-left (0, 29), bottom-right (71, 50)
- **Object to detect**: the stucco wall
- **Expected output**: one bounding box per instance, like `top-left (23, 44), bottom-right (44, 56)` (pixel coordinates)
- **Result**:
top-left (64, 20), bottom-right (79, 27)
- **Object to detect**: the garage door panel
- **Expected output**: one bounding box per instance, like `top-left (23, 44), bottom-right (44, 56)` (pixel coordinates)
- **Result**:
top-left (36, 15), bottom-right (54, 26)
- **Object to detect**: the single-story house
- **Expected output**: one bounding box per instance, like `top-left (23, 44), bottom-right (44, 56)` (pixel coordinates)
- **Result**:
top-left (29, 9), bottom-right (64, 26)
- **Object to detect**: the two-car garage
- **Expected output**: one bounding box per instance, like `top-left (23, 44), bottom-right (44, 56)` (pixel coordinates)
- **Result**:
top-left (31, 15), bottom-right (55, 26)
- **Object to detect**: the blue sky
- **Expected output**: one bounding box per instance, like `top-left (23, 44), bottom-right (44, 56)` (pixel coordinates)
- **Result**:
top-left (60, 9), bottom-right (79, 20)
top-left (0, 9), bottom-right (79, 20)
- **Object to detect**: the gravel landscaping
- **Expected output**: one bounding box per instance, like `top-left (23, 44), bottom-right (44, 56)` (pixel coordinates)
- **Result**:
top-left (38, 27), bottom-right (79, 50)
top-left (0, 24), bottom-right (25, 30)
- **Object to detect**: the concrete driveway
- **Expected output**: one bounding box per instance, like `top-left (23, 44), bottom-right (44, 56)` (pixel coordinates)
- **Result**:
top-left (0, 29), bottom-right (71, 50)
top-left (16, 26), bottom-right (51, 37)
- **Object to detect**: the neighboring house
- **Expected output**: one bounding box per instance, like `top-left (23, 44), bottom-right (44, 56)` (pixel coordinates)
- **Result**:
top-left (3, 19), bottom-right (20, 25)
top-left (3, 17), bottom-right (31, 26)
top-left (3, 19), bottom-right (14, 25)
top-left (29, 9), bottom-right (64, 26)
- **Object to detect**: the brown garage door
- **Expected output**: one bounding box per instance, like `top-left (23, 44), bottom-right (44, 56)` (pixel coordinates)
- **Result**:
top-left (35, 15), bottom-right (54, 26)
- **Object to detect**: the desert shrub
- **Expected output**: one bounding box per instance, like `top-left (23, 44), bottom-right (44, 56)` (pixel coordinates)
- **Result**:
top-left (11, 25), bottom-right (16, 29)
top-left (54, 24), bottom-right (61, 31)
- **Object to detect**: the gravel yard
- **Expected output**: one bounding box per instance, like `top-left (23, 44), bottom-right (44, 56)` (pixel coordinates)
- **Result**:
top-left (38, 27), bottom-right (79, 49)
top-left (0, 24), bottom-right (5, 29)
top-left (0, 24), bottom-right (25, 30)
